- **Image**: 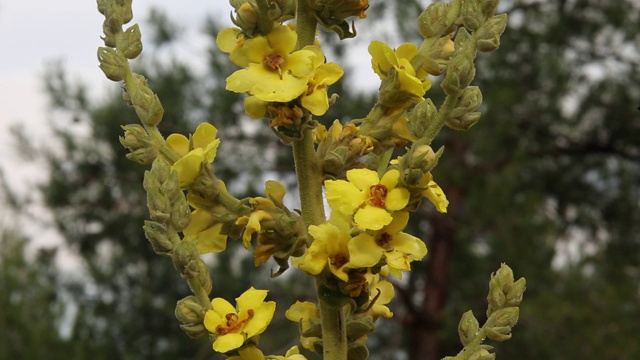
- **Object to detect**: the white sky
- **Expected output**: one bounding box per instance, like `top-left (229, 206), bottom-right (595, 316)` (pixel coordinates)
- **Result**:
top-left (0, 0), bottom-right (380, 267)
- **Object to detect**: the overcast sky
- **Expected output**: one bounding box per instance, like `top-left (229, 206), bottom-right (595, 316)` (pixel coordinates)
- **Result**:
top-left (0, 0), bottom-right (382, 266)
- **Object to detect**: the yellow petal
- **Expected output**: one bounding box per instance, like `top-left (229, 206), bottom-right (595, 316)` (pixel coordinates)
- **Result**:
top-left (324, 179), bottom-right (364, 215)
top-left (172, 149), bottom-right (204, 187)
top-left (346, 168), bottom-right (379, 190)
top-left (192, 122), bottom-right (218, 150)
top-left (244, 96), bottom-right (267, 119)
top-left (265, 180), bottom-right (286, 205)
top-left (213, 333), bottom-right (245, 353)
top-left (166, 133), bottom-right (189, 156)
top-left (266, 24), bottom-right (297, 55)
top-left (193, 223), bottom-right (227, 254)
top-left (216, 27), bottom-right (241, 53)
top-left (354, 206), bottom-right (393, 230)
top-left (396, 43), bottom-right (418, 61)
top-left (301, 86), bottom-right (329, 116)
top-left (348, 233), bottom-right (383, 268)
top-left (211, 297), bottom-right (236, 317)
top-left (244, 35), bottom-right (273, 64)
top-left (385, 187), bottom-right (410, 211)
top-left (314, 62), bottom-right (344, 86)
top-left (236, 287), bottom-right (268, 311)
top-left (379, 169), bottom-right (400, 189)
top-left (243, 301), bottom-right (276, 337)
top-left (284, 50), bottom-right (316, 78)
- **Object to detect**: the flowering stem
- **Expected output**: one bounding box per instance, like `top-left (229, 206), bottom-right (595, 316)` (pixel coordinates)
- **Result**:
top-left (423, 93), bottom-right (459, 146)
top-left (293, 3), bottom-right (348, 359)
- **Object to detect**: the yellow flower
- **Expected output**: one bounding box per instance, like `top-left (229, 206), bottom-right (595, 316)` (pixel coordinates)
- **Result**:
top-left (300, 46), bottom-right (344, 115)
top-left (369, 41), bottom-right (431, 98)
top-left (285, 301), bottom-right (321, 351)
top-left (235, 180), bottom-right (287, 250)
top-left (216, 27), bottom-right (249, 67)
top-left (225, 25), bottom-right (317, 102)
top-left (274, 346), bottom-right (307, 360)
top-left (365, 275), bottom-right (395, 319)
top-left (204, 287), bottom-right (276, 353)
top-left (167, 122), bottom-right (220, 188)
top-left (182, 209), bottom-right (228, 253)
top-left (226, 346), bottom-right (306, 360)
top-left (420, 173), bottom-right (449, 213)
top-left (325, 169), bottom-right (410, 230)
top-left (349, 212), bottom-right (427, 271)
top-left (296, 214), bottom-right (352, 281)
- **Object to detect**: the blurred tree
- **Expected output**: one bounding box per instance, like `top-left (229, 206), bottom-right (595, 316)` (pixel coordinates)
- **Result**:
top-left (23, 0), bottom-right (640, 359)
top-left (360, 1), bottom-right (640, 360)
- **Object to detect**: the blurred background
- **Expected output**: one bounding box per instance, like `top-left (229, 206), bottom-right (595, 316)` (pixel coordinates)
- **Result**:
top-left (1, 0), bottom-right (639, 359)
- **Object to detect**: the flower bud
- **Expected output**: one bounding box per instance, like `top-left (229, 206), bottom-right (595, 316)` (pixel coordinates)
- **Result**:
top-left (121, 24), bottom-right (143, 59)
top-left (418, 2), bottom-right (450, 38)
top-left (144, 173), bottom-right (171, 223)
top-left (480, 0), bottom-right (499, 18)
top-left (346, 316), bottom-right (375, 340)
top-left (408, 98), bottom-right (437, 138)
top-left (119, 124), bottom-right (148, 150)
top-left (175, 295), bottom-right (205, 324)
top-left (506, 277), bottom-right (526, 307)
top-left (237, 3), bottom-right (259, 27)
top-left (179, 323), bottom-right (207, 339)
top-left (476, 14), bottom-right (508, 53)
top-left (195, 258), bottom-right (213, 295)
top-left (492, 307), bottom-right (519, 328)
top-left (441, 54), bottom-right (476, 95)
top-left (172, 240), bottom-right (199, 274)
top-left (143, 220), bottom-right (174, 254)
top-left (461, 0), bottom-right (484, 31)
top-left (130, 85), bottom-right (164, 127)
top-left (485, 326), bottom-right (513, 342)
top-left (126, 147), bottom-right (159, 165)
top-left (170, 192), bottom-right (191, 232)
top-left (97, 47), bottom-right (127, 82)
top-left (451, 86), bottom-right (483, 119)
top-left (457, 310), bottom-right (479, 346)
top-left (446, 112), bottom-right (481, 131)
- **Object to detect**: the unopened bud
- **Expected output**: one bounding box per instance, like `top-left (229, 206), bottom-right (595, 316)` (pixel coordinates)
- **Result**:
top-left (125, 147), bottom-right (158, 164)
top-left (469, 348), bottom-right (495, 360)
top-left (172, 241), bottom-right (199, 274)
top-left (480, 0), bottom-right (499, 18)
top-left (130, 85), bottom-right (164, 126)
top-left (170, 193), bottom-right (191, 232)
top-left (238, 3), bottom-right (259, 27)
top-left (441, 55), bottom-right (476, 95)
top-left (179, 323), bottom-right (207, 339)
top-left (346, 316), bottom-right (375, 340)
top-left (143, 220), bottom-right (173, 254)
top-left (457, 310), bottom-right (479, 346)
top-left (97, 47), bottom-right (127, 81)
top-left (476, 14), bottom-right (508, 53)
top-left (175, 296), bottom-right (205, 324)
top-left (120, 124), bottom-right (148, 150)
top-left (324, 147), bottom-right (347, 177)
top-left (408, 98), bottom-right (437, 138)
top-left (418, 2), bottom-right (450, 38)
top-left (446, 112), bottom-right (481, 131)
top-left (121, 24), bottom-right (143, 59)
top-left (492, 307), bottom-right (519, 328)
top-left (461, 0), bottom-right (484, 31)
top-left (506, 277), bottom-right (526, 307)
top-left (485, 326), bottom-right (513, 342)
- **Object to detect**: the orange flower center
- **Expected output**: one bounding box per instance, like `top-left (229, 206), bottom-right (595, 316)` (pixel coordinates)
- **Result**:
top-left (264, 53), bottom-right (284, 71)
top-left (369, 184), bottom-right (388, 208)
top-left (216, 309), bottom-right (254, 335)
top-left (376, 232), bottom-right (393, 248)
top-left (330, 253), bottom-right (348, 269)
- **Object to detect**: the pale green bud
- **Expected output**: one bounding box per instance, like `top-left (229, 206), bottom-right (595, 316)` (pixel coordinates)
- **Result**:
top-left (446, 112), bottom-right (481, 131)
top-left (408, 98), bottom-right (437, 138)
top-left (441, 52), bottom-right (476, 95)
top-left (457, 310), bottom-right (479, 346)
top-left (485, 326), bottom-right (513, 342)
top-left (451, 86), bottom-right (483, 119)
top-left (175, 296), bottom-right (205, 324)
top-left (476, 14), bottom-right (508, 53)
top-left (144, 172), bottom-right (170, 222)
top-left (130, 84), bottom-right (164, 127)
top-left (418, 2), bottom-right (450, 38)
top-left (420, 37), bottom-right (455, 76)
top-left (406, 144), bottom-right (437, 173)
top-left (97, 47), bottom-right (127, 82)
top-left (196, 259), bottom-right (213, 295)
top-left (119, 124), bottom-right (148, 150)
top-left (179, 323), bottom-right (207, 339)
top-left (143, 220), bottom-right (173, 254)
top-left (126, 147), bottom-right (158, 165)
top-left (506, 277), bottom-right (527, 307)
top-left (492, 307), bottom-right (519, 328)
top-left (150, 156), bottom-right (171, 183)
top-left (487, 281), bottom-right (506, 315)
top-left (461, 0), bottom-right (484, 31)
top-left (170, 193), bottom-right (191, 232)
top-left (172, 240), bottom-right (199, 274)
top-left (121, 24), bottom-right (143, 59)
top-left (480, 0), bottom-right (499, 18)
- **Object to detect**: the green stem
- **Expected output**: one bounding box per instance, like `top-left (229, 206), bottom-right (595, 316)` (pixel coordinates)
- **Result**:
top-left (423, 92), bottom-right (459, 145)
top-left (293, 4), bottom-right (348, 359)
